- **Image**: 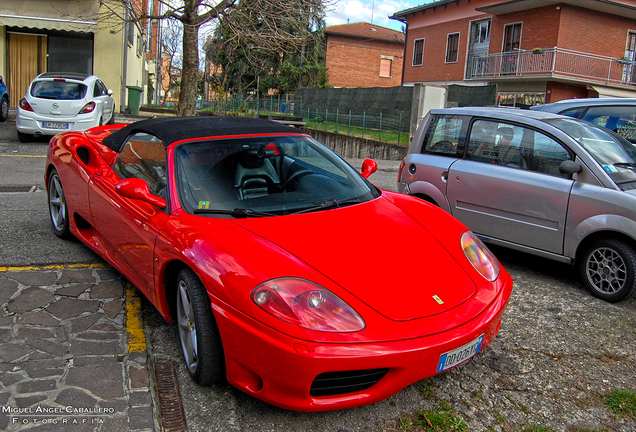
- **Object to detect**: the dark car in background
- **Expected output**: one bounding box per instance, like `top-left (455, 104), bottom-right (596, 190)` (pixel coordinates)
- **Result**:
top-left (531, 98), bottom-right (636, 144)
top-left (0, 75), bottom-right (8, 122)
top-left (398, 107), bottom-right (636, 302)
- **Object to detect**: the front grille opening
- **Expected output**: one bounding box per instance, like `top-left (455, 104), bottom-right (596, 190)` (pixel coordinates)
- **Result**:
top-left (310, 368), bottom-right (389, 397)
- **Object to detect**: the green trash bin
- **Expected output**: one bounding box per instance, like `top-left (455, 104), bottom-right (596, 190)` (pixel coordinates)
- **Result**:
top-left (126, 85), bottom-right (143, 115)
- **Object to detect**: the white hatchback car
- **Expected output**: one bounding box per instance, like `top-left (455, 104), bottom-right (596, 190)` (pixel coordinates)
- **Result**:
top-left (16, 72), bottom-right (115, 142)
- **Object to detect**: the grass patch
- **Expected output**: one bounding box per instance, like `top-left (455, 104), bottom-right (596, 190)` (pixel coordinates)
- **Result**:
top-left (304, 120), bottom-right (410, 146)
top-left (415, 401), bottom-right (467, 431)
top-left (605, 389), bottom-right (636, 418)
top-left (417, 379), bottom-right (437, 399)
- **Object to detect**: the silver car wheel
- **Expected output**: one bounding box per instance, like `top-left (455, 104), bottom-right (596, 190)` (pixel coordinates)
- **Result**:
top-left (177, 279), bottom-right (198, 374)
top-left (585, 247), bottom-right (627, 294)
top-left (48, 173), bottom-right (66, 232)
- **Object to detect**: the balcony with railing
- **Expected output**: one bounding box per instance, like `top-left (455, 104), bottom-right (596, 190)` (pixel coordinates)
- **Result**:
top-left (469, 47), bottom-right (636, 87)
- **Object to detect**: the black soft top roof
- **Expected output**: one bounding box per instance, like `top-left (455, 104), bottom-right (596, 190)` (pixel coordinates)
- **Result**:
top-left (102, 116), bottom-right (305, 152)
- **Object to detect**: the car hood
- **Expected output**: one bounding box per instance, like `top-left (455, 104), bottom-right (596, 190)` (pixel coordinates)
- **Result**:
top-left (234, 197), bottom-right (477, 321)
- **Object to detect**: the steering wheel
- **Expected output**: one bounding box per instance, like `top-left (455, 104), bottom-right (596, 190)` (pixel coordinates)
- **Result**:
top-left (430, 140), bottom-right (454, 152)
top-left (281, 170), bottom-right (312, 191)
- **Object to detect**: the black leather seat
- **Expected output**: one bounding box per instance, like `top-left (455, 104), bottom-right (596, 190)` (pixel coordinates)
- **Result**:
top-left (234, 150), bottom-right (280, 199)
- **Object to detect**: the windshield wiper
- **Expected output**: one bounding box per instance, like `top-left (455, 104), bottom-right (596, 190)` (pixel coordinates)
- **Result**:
top-left (614, 162), bottom-right (636, 171)
top-left (193, 207), bottom-right (275, 218)
top-left (292, 198), bottom-right (362, 215)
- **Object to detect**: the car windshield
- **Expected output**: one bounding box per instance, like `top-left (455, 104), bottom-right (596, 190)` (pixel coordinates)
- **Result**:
top-left (546, 118), bottom-right (636, 187)
top-left (31, 80), bottom-right (87, 100)
top-left (175, 135), bottom-right (380, 217)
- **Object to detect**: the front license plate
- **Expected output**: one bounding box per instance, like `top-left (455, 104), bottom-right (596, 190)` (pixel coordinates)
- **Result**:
top-left (436, 334), bottom-right (484, 373)
top-left (43, 122), bottom-right (69, 129)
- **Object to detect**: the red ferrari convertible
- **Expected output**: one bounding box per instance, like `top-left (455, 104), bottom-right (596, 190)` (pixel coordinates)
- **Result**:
top-left (45, 116), bottom-right (512, 411)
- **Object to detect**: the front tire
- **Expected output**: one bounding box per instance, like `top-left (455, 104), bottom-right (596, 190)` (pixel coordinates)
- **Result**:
top-left (176, 268), bottom-right (225, 385)
top-left (0, 98), bottom-right (8, 122)
top-left (17, 131), bottom-right (31, 142)
top-left (47, 169), bottom-right (72, 239)
top-left (579, 239), bottom-right (636, 302)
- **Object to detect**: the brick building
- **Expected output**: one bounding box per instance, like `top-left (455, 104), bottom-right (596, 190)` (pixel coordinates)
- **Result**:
top-left (323, 22), bottom-right (405, 88)
top-left (390, 0), bottom-right (636, 107)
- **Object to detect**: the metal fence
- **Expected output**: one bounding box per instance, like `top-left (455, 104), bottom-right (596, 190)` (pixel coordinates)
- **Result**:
top-left (199, 96), bottom-right (411, 145)
top-left (199, 95), bottom-right (293, 116)
top-left (470, 47), bottom-right (636, 87)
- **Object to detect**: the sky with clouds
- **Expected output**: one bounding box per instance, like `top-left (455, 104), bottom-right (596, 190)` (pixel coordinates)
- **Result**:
top-left (324, 0), bottom-right (433, 31)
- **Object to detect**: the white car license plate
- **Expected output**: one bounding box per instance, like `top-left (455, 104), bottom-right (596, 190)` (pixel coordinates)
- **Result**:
top-left (436, 334), bottom-right (484, 373)
top-left (43, 122), bottom-right (69, 129)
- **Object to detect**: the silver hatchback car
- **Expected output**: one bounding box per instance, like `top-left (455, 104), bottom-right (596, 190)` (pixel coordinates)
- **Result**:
top-left (398, 107), bottom-right (636, 302)
top-left (16, 72), bottom-right (115, 142)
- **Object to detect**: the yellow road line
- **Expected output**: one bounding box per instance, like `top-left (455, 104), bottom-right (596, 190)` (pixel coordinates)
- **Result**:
top-left (126, 282), bottom-right (147, 353)
top-left (0, 154), bottom-right (47, 158)
top-left (0, 262), bottom-right (108, 272)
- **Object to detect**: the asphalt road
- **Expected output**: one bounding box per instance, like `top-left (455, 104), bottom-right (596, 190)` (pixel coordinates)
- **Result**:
top-left (0, 113), bottom-right (102, 266)
top-left (1, 111), bottom-right (635, 432)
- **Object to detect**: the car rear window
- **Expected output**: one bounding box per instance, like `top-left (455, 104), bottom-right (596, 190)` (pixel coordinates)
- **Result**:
top-left (31, 80), bottom-right (87, 100)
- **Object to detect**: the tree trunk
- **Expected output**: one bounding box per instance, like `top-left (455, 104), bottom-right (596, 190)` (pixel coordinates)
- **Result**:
top-left (178, 20), bottom-right (200, 116)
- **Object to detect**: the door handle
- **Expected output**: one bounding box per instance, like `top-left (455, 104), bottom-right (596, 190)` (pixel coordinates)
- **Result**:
top-left (441, 171), bottom-right (448, 183)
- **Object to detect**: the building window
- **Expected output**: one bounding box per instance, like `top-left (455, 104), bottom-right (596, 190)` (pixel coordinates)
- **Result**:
top-left (503, 23), bottom-right (522, 52)
top-left (413, 38), bottom-right (424, 66)
top-left (446, 33), bottom-right (460, 63)
top-left (623, 31), bottom-right (636, 83)
top-left (502, 23), bottom-right (522, 74)
top-left (127, 21), bottom-right (135, 46)
top-left (497, 92), bottom-right (545, 109)
top-left (380, 56), bottom-right (393, 77)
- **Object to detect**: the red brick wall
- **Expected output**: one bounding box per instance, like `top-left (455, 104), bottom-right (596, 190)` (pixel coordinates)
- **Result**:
top-left (325, 35), bottom-right (404, 88)
top-left (545, 82), bottom-right (589, 103)
top-left (557, 4), bottom-right (635, 58)
top-left (403, 21), bottom-right (469, 84)
top-left (488, 6), bottom-right (560, 52)
top-left (401, 3), bottom-right (636, 84)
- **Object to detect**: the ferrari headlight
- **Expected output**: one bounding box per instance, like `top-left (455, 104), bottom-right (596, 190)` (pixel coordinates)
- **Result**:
top-left (460, 231), bottom-right (500, 282)
top-left (251, 278), bottom-right (365, 332)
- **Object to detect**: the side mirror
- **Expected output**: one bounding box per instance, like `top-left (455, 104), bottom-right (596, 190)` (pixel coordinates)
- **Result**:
top-left (116, 178), bottom-right (166, 209)
top-left (107, 89), bottom-right (114, 96)
top-left (361, 158), bottom-right (378, 179)
top-left (559, 160), bottom-right (583, 175)
top-left (0, 76), bottom-right (3, 84)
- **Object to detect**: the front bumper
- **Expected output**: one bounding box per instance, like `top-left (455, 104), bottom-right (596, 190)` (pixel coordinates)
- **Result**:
top-left (212, 273), bottom-right (513, 412)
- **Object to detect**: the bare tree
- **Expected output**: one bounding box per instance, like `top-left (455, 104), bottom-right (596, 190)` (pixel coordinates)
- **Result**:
top-left (99, 0), bottom-right (331, 116)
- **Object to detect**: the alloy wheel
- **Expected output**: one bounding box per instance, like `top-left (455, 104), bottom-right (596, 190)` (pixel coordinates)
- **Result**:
top-left (177, 280), bottom-right (198, 374)
top-left (585, 246), bottom-right (627, 294)
top-left (48, 174), bottom-right (66, 232)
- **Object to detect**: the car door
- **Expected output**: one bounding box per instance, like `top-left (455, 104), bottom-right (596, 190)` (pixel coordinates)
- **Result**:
top-left (93, 79), bottom-right (113, 124)
top-left (88, 132), bottom-right (169, 300)
top-left (446, 119), bottom-right (575, 254)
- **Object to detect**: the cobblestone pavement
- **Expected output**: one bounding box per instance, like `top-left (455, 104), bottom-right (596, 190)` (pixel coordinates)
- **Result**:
top-left (0, 265), bottom-right (155, 432)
